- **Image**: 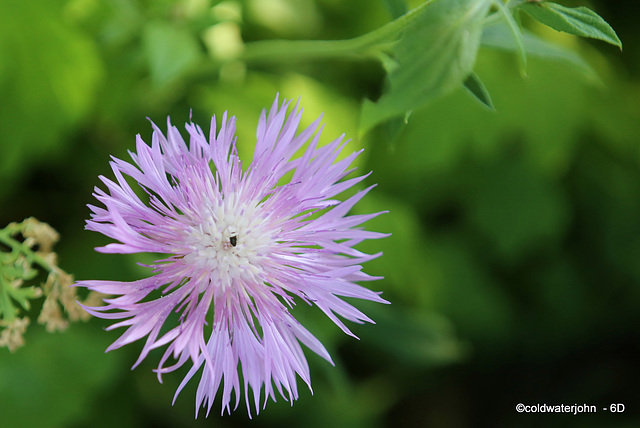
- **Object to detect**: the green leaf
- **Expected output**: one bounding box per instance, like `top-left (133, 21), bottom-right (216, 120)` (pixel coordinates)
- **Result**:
top-left (519, 2), bottom-right (622, 50)
top-left (463, 72), bottom-right (495, 110)
top-left (360, 0), bottom-right (492, 133)
top-left (481, 21), bottom-right (599, 83)
top-left (142, 21), bottom-right (202, 86)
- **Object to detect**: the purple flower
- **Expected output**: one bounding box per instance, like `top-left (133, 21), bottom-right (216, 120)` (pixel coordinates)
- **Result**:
top-left (77, 95), bottom-right (388, 417)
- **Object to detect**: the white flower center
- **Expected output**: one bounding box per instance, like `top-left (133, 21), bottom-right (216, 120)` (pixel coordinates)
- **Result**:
top-left (182, 196), bottom-right (273, 290)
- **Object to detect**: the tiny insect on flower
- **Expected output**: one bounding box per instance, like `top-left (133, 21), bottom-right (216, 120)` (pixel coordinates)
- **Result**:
top-left (76, 95), bottom-right (389, 417)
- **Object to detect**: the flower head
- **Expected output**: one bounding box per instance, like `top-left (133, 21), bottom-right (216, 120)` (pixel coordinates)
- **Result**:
top-left (77, 95), bottom-right (388, 417)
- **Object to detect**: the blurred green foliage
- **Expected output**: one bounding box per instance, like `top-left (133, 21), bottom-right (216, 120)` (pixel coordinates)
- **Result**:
top-left (0, 0), bottom-right (639, 427)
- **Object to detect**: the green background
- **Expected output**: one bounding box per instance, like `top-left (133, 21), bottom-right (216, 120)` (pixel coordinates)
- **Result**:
top-left (0, 0), bottom-right (639, 427)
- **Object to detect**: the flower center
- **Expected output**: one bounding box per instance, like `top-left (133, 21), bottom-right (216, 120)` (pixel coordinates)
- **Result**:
top-left (181, 198), bottom-right (273, 289)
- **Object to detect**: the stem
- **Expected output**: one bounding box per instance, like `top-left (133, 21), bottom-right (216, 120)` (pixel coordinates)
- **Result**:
top-left (483, 0), bottom-right (525, 26)
top-left (240, 0), bottom-right (435, 64)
